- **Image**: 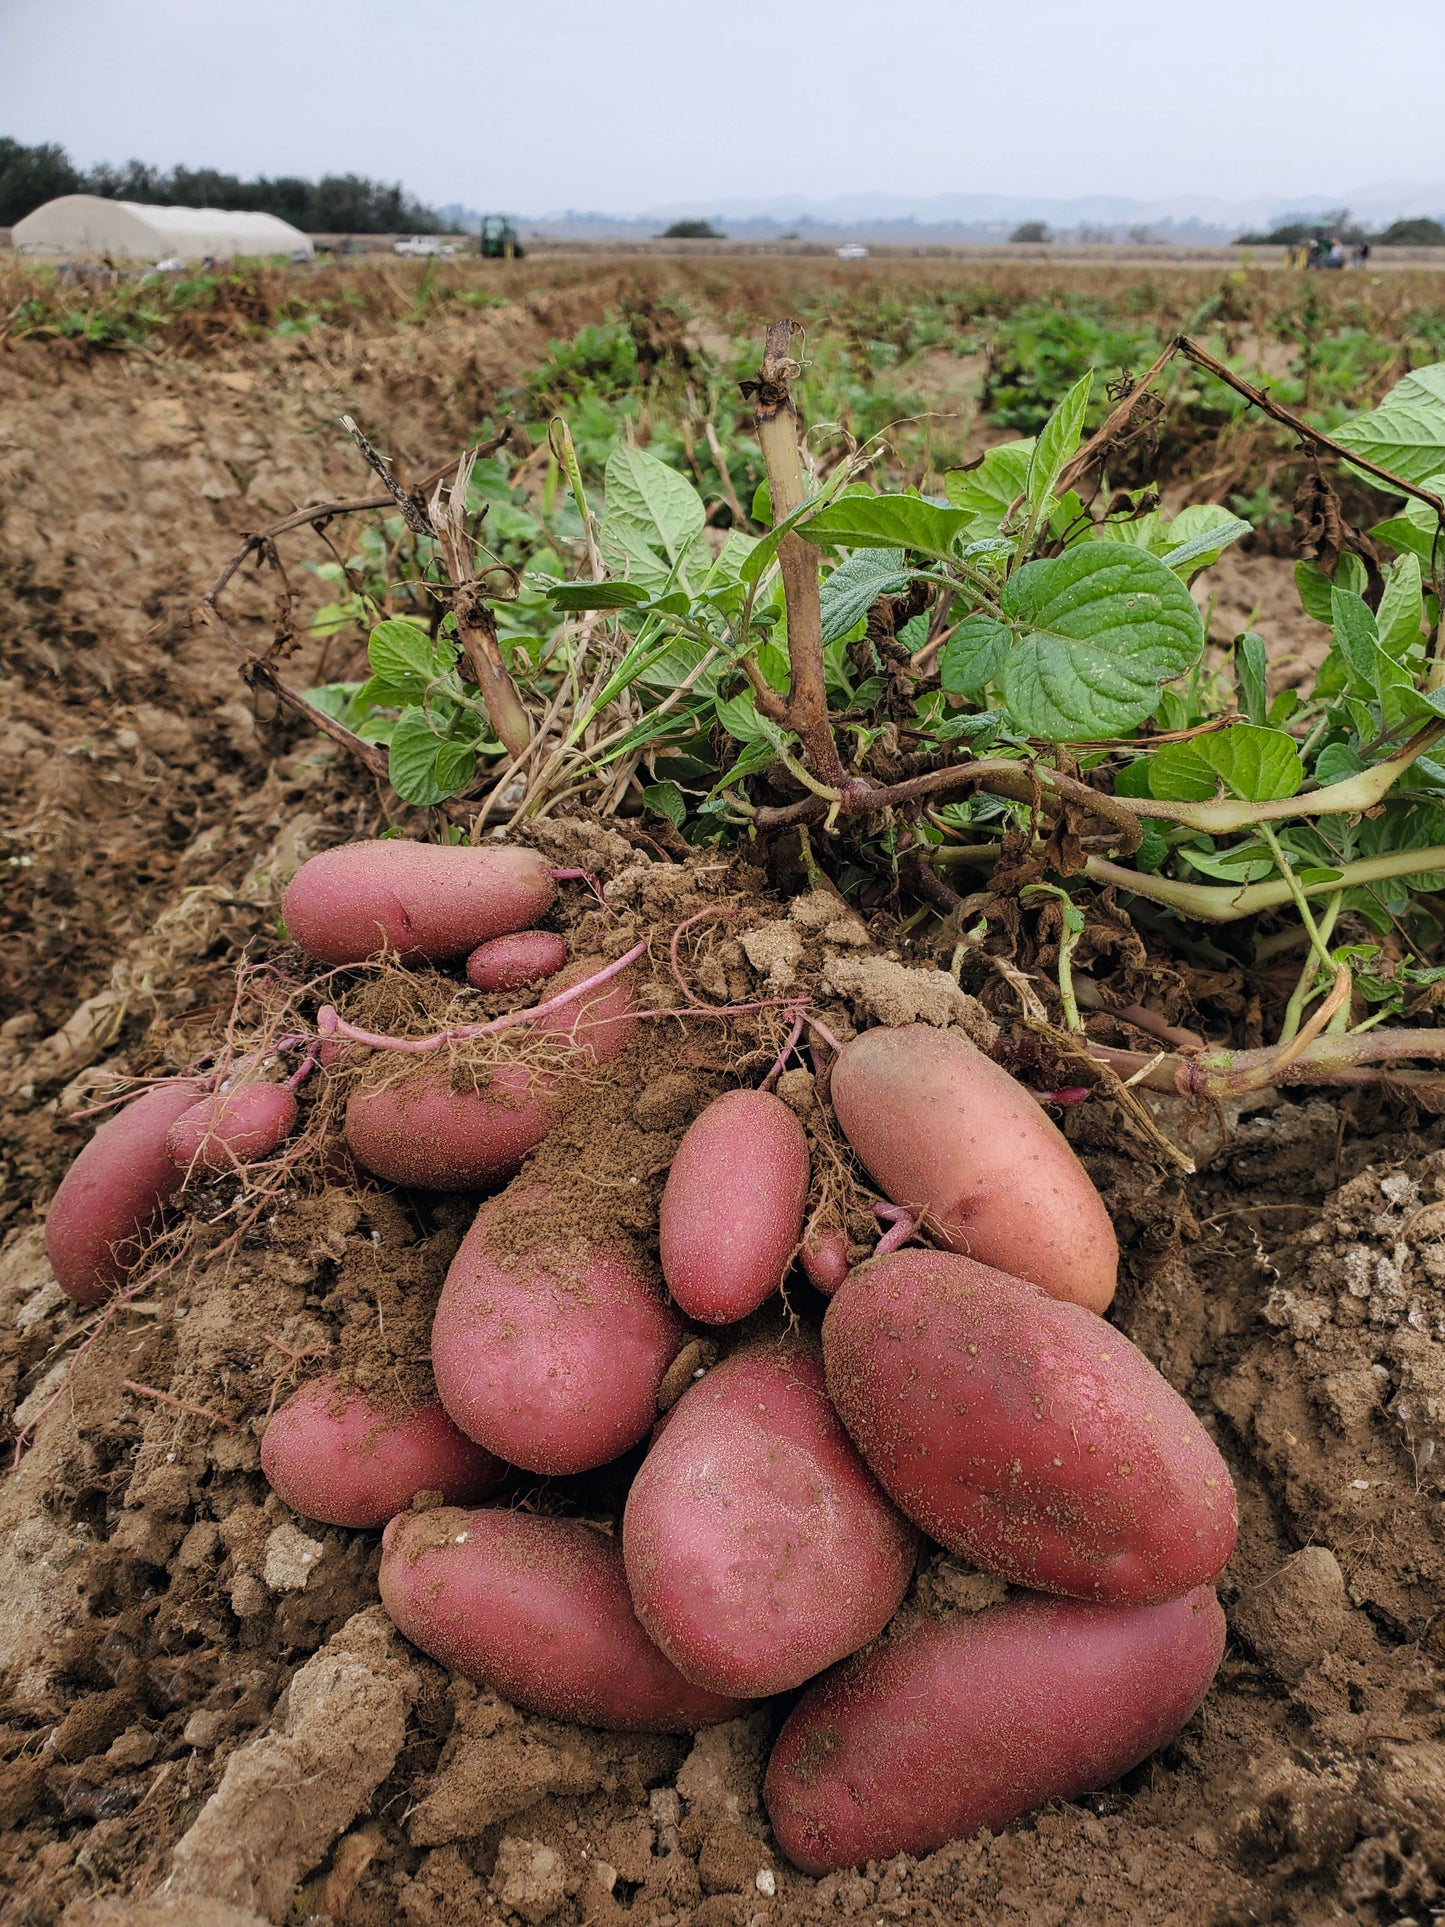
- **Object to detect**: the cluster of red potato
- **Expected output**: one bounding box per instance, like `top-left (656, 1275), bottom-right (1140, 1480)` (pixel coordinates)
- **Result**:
top-left (43, 840), bottom-right (1236, 1875)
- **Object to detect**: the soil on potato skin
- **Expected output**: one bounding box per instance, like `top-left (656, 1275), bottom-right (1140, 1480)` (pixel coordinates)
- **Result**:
top-left (2, 297), bottom-right (1443, 1927)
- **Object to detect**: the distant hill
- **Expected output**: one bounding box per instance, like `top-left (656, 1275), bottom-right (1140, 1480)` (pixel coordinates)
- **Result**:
top-left (440, 185), bottom-right (1445, 247)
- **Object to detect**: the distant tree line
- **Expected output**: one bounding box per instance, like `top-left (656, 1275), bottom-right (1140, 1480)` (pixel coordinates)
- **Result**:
top-left (1235, 211), bottom-right (1445, 248)
top-left (0, 137), bottom-right (447, 232)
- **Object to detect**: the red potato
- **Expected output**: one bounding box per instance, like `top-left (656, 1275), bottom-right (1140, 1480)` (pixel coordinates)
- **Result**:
top-left (466, 930), bottom-right (567, 991)
top-left (345, 1061), bottom-right (552, 1192)
top-left (380, 1506), bottom-right (747, 1732)
top-left (659, 1089), bottom-right (809, 1323)
top-left (432, 1184), bottom-right (684, 1474)
top-left (765, 1585), bottom-right (1225, 1873)
top-left (830, 1023), bottom-right (1118, 1313)
top-left (823, 1250), bottom-right (1236, 1604)
top-left (623, 1343), bottom-right (917, 1696)
top-left (282, 840), bottom-right (555, 966)
top-left (166, 1082), bottom-right (298, 1173)
top-left (261, 1376), bottom-right (505, 1528)
top-left (799, 1222), bottom-right (850, 1296)
top-left (45, 1081), bottom-right (204, 1304)
top-left (344, 962), bottom-right (636, 1190)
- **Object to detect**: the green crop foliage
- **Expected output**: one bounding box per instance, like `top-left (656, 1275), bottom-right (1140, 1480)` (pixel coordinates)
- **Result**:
top-left (296, 322), bottom-right (1445, 1079)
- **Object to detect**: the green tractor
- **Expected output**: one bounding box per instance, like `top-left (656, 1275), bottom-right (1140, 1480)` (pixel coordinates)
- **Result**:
top-left (479, 215), bottom-right (524, 260)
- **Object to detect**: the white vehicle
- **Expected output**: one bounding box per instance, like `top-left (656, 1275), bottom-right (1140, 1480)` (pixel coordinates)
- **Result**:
top-left (835, 244), bottom-right (870, 260)
top-left (394, 236), bottom-right (456, 258)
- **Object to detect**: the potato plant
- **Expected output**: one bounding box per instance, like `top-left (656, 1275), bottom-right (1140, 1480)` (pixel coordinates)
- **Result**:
top-left (253, 316), bottom-right (1445, 1106)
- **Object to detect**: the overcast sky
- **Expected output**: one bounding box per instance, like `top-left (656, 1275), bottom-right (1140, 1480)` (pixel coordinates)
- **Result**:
top-left (4, 0), bottom-right (1444, 214)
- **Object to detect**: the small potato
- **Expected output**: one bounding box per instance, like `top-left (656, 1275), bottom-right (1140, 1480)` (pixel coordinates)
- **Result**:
top-left (623, 1343), bottom-right (917, 1696)
top-left (166, 1083), bottom-right (298, 1173)
top-left (831, 1023), bottom-right (1118, 1313)
top-left (432, 1184), bottom-right (683, 1474)
top-left (659, 1089), bottom-right (809, 1323)
top-left (799, 1222), bottom-right (850, 1296)
top-left (466, 930), bottom-right (567, 991)
top-left (45, 1081), bottom-right (204, 1304)
top-left (345, 961), bottom-right (636, 1190)
top-left (823, 1250), bottom-right (1236, 1604)
top-left (282, 840), bottom-right (555, 966)
top-left (261, 1376), bottom-right (505, 1528)
top-left (765, 1586), bottom-right (1226, 1873)
top-left (380, 1506), bottom-right (747, 1732)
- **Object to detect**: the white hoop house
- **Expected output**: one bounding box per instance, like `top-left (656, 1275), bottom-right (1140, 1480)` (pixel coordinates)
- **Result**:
top-left (11, 195), bottom-right (313, 261)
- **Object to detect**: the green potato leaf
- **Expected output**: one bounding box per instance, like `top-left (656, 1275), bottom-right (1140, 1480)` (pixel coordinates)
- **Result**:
top-left (1235, 632), bottom-right (1269, 726)
top-left (368, 617), bottom-right (436, 694)
top-left (548, 581), bottom-right (653, 611)
top-left (820, 547), bottom-right (914, 644)
top-left (1179, 841), bottom-right (1278, 884)
top-left (1376, 554), bottom-right (1425, 659)
top-left (1333, 363), bottom-right (1445, 487)
top-left (804, 493), bottom-right (970, 558)
top-left (641, 780), bottom-right (687, 828)
top-left (944, 439), bottom-right (1034, 528)
top-left (1149, 723), bottom-right (1304, 804)
top-left (1330, 587), bottom-right (1382, 694)
top-left (974, 542), bottom-right (1204, 740)
top-left (1026, 372), bottom-right (1092, 514)
top-left (939, 613), bottom-right (1010, 695)
top-left (1159, 508), bottom-right (1251, 577)
top-left (387, 709), bottom-right (476, 806)
top-left (603, 443), bottom-right (705, 565)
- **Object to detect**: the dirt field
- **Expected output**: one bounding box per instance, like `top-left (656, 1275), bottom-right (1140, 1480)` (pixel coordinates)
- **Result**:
top-left (2, 262), bottom-right (1444, 1927)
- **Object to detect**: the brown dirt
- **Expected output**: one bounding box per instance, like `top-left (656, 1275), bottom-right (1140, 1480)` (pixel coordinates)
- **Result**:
top-left (2, 270), bottom-right (1443, 1927)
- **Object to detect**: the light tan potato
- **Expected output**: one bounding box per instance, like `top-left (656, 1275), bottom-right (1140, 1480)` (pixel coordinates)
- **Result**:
top-left (831, 1023), bottom-right (1118, 1312)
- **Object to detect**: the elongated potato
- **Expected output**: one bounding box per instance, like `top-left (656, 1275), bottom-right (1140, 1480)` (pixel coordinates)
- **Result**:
top-left (283, 840), bottom-right (555, 965)
top-left (623, 1343), bottom-right (917, 1695)
top-left (380, 1506), bottom-right (747, 1732)
top-left (45, 1081), bottom-right (204, 1304)
top-left (823, 1249), bottom-right (1236, 1603)
top-left (166, 1083), bottom-right (298, 1172)
top-left (466, 930), bottom-right (567, 990)
top-left (765, 1586), bottom-right (1225, 1873)
top-left (830, 1023), bottom-right (1118, 1312)
top-left (659, 1090), bottom-right (809, 1323)
top-left (344, 963), bottom-right (636, 1190)
top-left (432, 1184), bottom-right (683, 1474)
top-left (345, 1061), bottom-right (552, 1191)
top-left (261, 1376), bottom-right (505, 1528)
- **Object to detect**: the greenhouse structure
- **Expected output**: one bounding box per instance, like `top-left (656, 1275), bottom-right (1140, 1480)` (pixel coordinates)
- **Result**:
top-left (10, 194), bottom-right (313, 261)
